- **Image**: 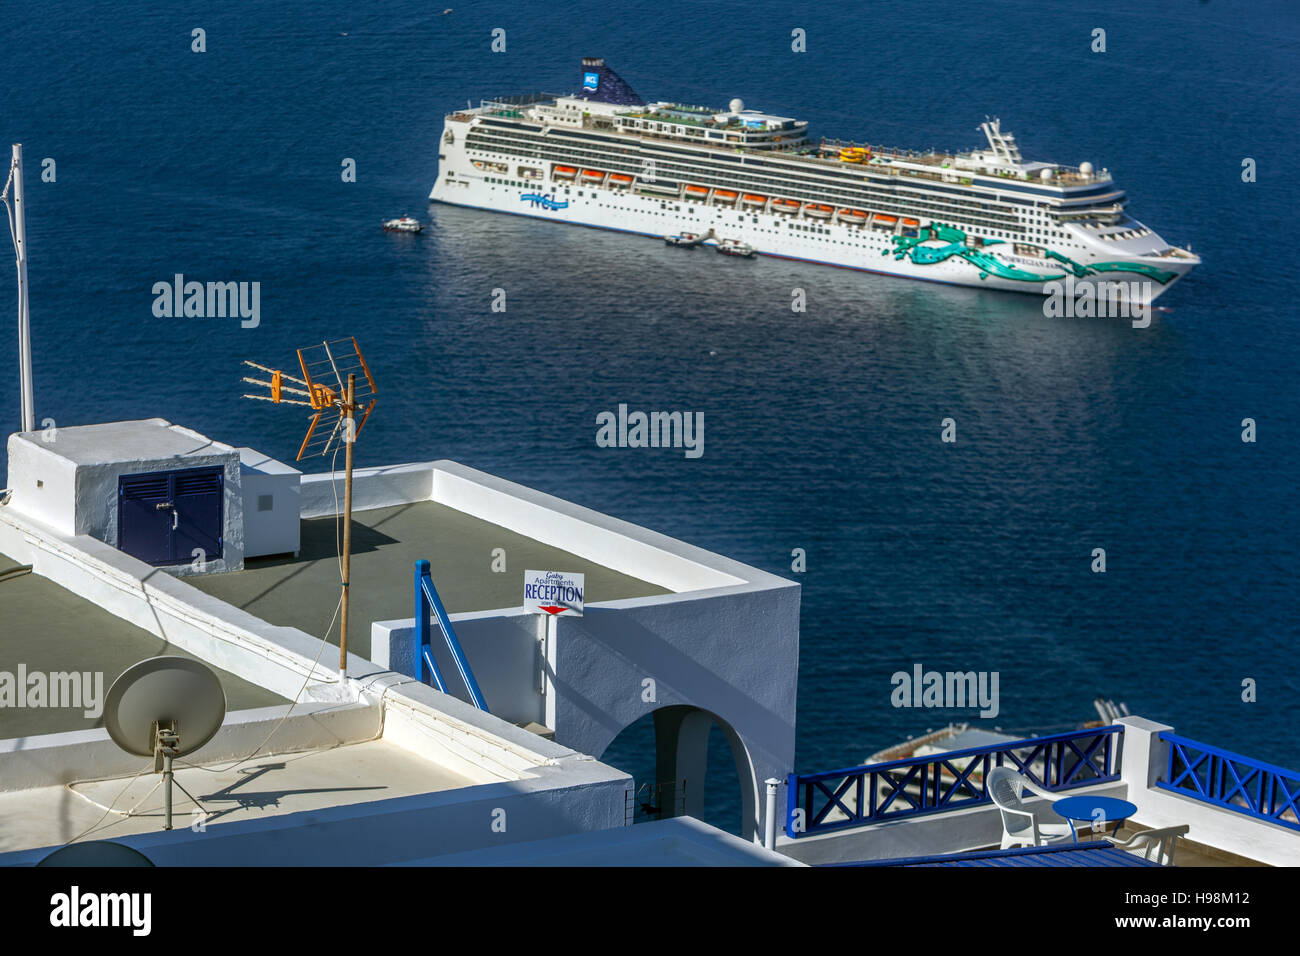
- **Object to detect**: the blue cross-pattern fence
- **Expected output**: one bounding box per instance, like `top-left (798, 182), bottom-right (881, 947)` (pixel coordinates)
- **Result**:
top-left (1155, 732), bottom-right (1300, 833)
top-left (785, 726), bottom-right (1123, 838)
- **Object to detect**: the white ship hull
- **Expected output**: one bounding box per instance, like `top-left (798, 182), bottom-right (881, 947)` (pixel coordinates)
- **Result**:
top-left (430, 112), bottom-right (1198, 305)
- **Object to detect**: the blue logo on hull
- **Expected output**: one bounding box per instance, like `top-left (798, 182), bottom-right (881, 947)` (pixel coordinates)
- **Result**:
top-left (522, 193), bottom-right (569, 211)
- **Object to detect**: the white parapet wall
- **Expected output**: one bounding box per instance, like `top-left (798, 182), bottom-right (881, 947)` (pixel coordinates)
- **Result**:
top-left (359, 460), bottom-right (801, 842)
top-left (0, 440), bottom-right (794, 861)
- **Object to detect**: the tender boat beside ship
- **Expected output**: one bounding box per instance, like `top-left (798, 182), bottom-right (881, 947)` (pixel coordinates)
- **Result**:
top-left (382, 216), bottom-right (424, 233)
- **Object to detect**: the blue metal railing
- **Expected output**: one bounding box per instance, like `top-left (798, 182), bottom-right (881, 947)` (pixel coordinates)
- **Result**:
top-left (786, 726), bottom-right (1123, 838)
top-left (1156, 732), bottom-right (1300, 833)
top-left (415, 559), bottom-right (489, 711)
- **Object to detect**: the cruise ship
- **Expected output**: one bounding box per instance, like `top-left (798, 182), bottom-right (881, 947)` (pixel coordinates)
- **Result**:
top-left (429, 59), bottom-right (1199, 302)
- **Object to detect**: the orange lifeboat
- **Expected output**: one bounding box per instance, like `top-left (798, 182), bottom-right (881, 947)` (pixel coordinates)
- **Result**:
top-left (609, 173), bottom-right (634, 185)
top-left (805, 203), bottom-right (834, 218)
top-left (554, 165), bottom-right (578, 179)
top-left (742, 193), bottom-right (767, 206)
top-left (838, 208), bottom-right (868, 223)
top-left (902, 218), bottom-right (920, 228)
top-left (714, 189), bottom-right (739, 203)
top-left (685, 184), bottom-right (709, 196)
top-left (772, 198), bottom-right (800, 213)
top-left (581, 169), bottom-right (606, 181)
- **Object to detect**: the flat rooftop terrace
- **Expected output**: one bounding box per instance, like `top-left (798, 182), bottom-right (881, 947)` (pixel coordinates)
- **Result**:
top-left (0, 552), bottom-right (285, 739)
top-left (0, 739), bottom-right (478, 858)
top-left (189, 501), bottom-right (672, 658)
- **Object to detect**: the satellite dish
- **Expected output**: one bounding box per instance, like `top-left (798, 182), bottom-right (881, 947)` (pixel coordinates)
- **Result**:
top-left (104, 656), bottom-right (226, 830)
top-left (38, 841), bottom-right (154, 867)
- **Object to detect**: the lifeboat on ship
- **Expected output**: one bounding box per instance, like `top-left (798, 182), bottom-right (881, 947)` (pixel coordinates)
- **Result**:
top-left (874, 214), bottom-right (898, 227)
top-left (714, 189), bottom-right (739, 204)
top-left (742, 193), bottom-right (767, 207)
top-left (684, 184), bottom-right (709, 198)
top-left (772, 198), bottom-right (800, 214)
top-left (553, 165), bottom-right (578, 180)
top-left (608, 173), bottom-right (634, 186)
top-left (837, 208), bottom-right (868, 224)
top-left (581, 169), bottom-right (606, 182)
top-left (902, 218), bottom-right (920, 228)
top-left (804, 203), bottom-right (834, 219)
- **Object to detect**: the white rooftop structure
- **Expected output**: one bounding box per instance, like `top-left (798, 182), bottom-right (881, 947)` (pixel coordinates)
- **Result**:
top-left (0, 418), bottom-right (800, 864)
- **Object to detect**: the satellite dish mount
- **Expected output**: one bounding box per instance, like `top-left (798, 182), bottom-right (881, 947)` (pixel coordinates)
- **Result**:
top-left (103, 656), bottom-right (227, 831)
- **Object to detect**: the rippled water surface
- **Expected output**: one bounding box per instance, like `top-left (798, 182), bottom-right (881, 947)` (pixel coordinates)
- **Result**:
top-left (3, 0), bottom-right (1297, 832)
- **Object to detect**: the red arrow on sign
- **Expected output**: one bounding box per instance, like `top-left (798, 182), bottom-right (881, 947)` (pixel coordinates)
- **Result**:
top-left (538, 605), bottom-right (568, 615)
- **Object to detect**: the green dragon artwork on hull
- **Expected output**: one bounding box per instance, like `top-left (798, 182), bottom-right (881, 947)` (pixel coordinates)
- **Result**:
top-left (885, 223), bottom-right (1178, 285)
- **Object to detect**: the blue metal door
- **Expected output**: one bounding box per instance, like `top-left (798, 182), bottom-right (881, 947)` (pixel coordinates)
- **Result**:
top-left (171, 468), bottom-right (223, 565)
top-left (118, 472), bottom-right (173, 564)
top-left (118, 467), bottom-right (224, 566)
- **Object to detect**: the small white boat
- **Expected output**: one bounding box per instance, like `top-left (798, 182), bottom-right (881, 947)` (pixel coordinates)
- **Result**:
top-left (716, 239), bottom-right (755, 257)
top-left (382, 216), bottom-right (424, 233)
top-left (665, 232), bottom-right (701, 247)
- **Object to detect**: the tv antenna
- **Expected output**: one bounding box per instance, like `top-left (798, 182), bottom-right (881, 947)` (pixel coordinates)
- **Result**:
top-left (103, 656), bottom-right (227, 831)
top-left (242, 337), bottom-right (377, 678)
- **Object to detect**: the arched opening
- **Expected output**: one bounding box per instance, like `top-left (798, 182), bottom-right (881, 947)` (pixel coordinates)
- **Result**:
top-left (599, 705), bottom-right (758, 839)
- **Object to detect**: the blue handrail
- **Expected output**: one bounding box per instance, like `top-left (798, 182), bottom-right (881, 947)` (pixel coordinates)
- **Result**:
top-left (415, 559), bottom-right (489, 711)
top-left (786, 725), bottom-right (1123, 838)
top-left (1156, 732), bottom-right (1300, 833)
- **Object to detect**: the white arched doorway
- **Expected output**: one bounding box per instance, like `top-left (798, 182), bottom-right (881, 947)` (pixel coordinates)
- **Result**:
top-left (601, 705), bottom-right (761, 840)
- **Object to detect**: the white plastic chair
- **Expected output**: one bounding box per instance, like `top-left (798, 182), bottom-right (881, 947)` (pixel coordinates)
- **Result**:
top-left (1109, 825), bottom-right (1188, 866)
top-left (987, 766), bottom-right (1074, 849)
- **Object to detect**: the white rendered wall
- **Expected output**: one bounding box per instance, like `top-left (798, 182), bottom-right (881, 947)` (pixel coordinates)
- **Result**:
top-left (3, 434), bottom-right (78, 535)
top-left (373, 610), bottom-right (544, 728)
top-left (346, 460), bottom-right (801, 841)
top-left (238, 447), bottom-right (301, 558)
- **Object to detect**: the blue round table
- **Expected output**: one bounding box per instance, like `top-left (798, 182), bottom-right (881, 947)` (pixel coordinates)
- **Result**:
top-left (1052, 795), bottom-right (1138, 843)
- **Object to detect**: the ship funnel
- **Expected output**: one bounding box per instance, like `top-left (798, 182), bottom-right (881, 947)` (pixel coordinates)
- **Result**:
top-left (577, 57), bottom-right (645, 106)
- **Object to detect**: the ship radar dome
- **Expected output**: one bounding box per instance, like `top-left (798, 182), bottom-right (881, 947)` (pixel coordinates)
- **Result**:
top-left (1079, 161), bottom-right (1094, 176)
top-left (1040, 168), bottom-right (1054, 181)
top-left (729, 98), bottom-right (744, 114)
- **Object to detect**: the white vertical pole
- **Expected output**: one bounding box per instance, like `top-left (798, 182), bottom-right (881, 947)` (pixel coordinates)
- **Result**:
top-left (11, 144), bottom-right (35, 433)
top-left (764, 777), bottom-right (781, 850)
top-left (543, 613), bottom-right (559, 729)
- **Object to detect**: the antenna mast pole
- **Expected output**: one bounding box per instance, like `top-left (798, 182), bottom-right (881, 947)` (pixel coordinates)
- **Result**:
top-left (11, 144), bottom-right (35, 433)
top-left (339, 373), bottom-right (356, 678)
top-left (242, 341), bottom-right (375, 684)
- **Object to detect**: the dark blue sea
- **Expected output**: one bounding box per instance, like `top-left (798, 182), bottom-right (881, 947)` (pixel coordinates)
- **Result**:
top-left (3, 1), bottom-right (1297, 834)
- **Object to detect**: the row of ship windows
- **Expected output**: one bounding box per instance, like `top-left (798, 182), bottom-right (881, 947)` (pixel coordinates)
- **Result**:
top-left (469, 129), bottom-right (1037, 217)
top-left (475, 163), bottom-right (1024, 238)
top-left (480, 178), bottom-right (1107, 257)
top-left (465, 134), bottom-right (1026, 232)
top-left (478, 175), bottom-right (1092, 249)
